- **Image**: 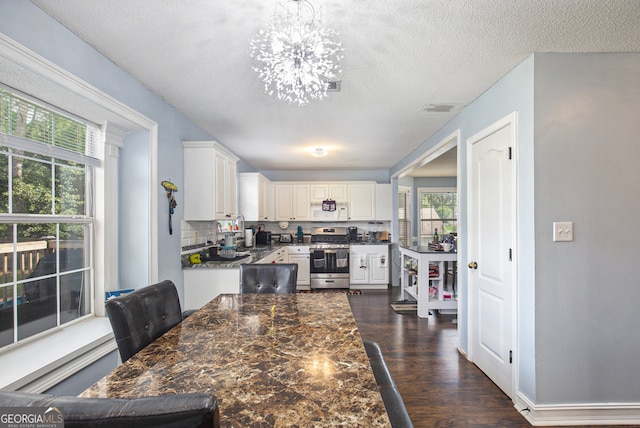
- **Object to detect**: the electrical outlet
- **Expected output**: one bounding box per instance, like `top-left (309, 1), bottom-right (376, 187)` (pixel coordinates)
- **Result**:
top-left (553, 222), bottom-right (573, 242)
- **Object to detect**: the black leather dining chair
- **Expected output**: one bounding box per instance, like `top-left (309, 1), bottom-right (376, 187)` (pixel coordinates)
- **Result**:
top-left (105, 280), bottom-right (190, 363)
top-left (239, 263), bottom-right (298, 294)
top-left (0, 390), bottom-right (220, 428)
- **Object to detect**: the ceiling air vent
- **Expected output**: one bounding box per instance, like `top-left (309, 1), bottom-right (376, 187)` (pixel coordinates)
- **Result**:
top-left (327, 81), bottom-right (341, 92)
top-left (424, 104), bottom-right (454, 113)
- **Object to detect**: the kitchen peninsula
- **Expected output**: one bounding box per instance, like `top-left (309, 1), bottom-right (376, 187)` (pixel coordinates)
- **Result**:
top-left (81, 293), bottom-right (390, 427)
top-left (399, 246), bottom-right (458, 318)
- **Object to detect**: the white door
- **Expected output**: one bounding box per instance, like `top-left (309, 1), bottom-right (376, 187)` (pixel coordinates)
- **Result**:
top-left (468, 117), bottom-right (515, 398)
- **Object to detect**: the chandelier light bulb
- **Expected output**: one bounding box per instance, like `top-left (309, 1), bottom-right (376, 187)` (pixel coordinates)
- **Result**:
top-left (250, 0), bottom-right (344, 106)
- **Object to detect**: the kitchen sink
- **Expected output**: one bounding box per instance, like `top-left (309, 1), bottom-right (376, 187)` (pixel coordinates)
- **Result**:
top-left (206, 253), bottom-right (251, 262)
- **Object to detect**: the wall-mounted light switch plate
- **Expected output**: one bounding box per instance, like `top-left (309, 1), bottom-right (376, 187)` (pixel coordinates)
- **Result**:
top-left (553, 222), bottom-right (573, 242)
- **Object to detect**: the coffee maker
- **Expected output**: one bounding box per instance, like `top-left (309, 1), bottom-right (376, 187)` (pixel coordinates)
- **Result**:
top-left (347, 226), bottom-right (358, 242)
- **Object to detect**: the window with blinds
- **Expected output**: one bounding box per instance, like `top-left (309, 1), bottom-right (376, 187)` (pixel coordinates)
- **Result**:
top-left (418, 188), bottom-right (457, 245)
top-left (0, 86), bottom-right (96, 347)
top-left (398, 189), bottom-right (410, 246)
top-left (0, 87), bottom-right (103, 165)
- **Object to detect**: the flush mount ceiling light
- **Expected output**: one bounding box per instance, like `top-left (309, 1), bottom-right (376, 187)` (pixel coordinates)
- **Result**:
top-left (310, 147), bottom-right (328, 158)
top-left (250, 0), bottom-right (344, 106)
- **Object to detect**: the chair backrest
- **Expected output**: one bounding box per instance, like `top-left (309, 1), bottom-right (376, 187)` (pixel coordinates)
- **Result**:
top-left (105, 280), bottom-right (184, 362)
top-left (239, 263), bottom-right (298, 294)
top-left (0, 390), bottom-right (219, 428)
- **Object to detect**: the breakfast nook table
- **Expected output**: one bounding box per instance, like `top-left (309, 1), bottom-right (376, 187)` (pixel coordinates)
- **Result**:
top-left (82, 293), bottom-right (390, 427)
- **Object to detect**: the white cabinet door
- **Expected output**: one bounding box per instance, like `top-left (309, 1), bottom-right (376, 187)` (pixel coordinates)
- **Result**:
top-left (183, 141), bottom-right (238, 221)
top-left (213, 152), bottom-right (227, 219)
top-left (348, 183), bottom-right (376, 221)
top-left (226, 159), bottom-right (237, 218)
top-left (329, 184), bottom-right (348, 202)
top-left (375, 183), bottom-right (392, 221)
top-left (309, 184), bottom-right (328, 202)
top-left (260, 174), bottom-right (273, 221)
top-left (309, 183), bottom-right (348, 202)
top-left (350, 253), bottom-right (368, 283)
top-left (369, 254), bottom-right (389, 284)
top-left (275, 184), bottom-right (310, 221)
top-left (274, 184), bottom-right (293, 221)
top-left (183, 145), bottom-right (215, 220)
top-left (292, 185), bottom-right (310, 220)
top-left (289, 253), bottom-right (310, 286)
top-left (239, 173), bottom-right (271, 221)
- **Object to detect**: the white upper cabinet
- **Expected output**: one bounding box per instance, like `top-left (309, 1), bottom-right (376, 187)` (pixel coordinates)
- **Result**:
top-left (239, 173), bottom-right (272, 221)
top-left (348, 183), bottom-right (376, 221)
top-left (274, 184), bottom-right (310, 221)
top-left (183, 141), bottom-right (238, 220)
top-left (375, 183), bottom-right (392, 221)
top-left (309, 183), bottom-right (348, 202)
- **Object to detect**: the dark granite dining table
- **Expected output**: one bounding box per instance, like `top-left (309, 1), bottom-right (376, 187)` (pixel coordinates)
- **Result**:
top-left (81, 293), bottom-right (391, 427)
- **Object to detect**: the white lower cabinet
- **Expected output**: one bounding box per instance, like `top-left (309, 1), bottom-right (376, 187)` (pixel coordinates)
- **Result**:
top-left (183, 268), bottom-right (240, 310)
top-left (288, 246), bottom-right (310, 289)
top-left (256, 247), bottom-right (287, 264)
top-left (349, 245), bottom-right (389, 289)
top-left (184, 246), bottom-right (312, 309)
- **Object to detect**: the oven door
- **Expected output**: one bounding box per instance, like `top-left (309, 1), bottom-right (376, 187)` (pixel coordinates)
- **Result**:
top-left (310, 248), bottom-right (349, 274)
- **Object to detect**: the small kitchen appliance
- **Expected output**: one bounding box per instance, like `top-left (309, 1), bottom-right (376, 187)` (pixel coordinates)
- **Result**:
top-left (255, 231), bottom-right (272, 246)
top-left (347, 226), bottom-right (358, 242)
top-left (279, 233), bottom-right (293, 243)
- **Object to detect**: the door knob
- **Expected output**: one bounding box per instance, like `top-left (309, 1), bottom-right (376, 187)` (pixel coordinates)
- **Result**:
top-left (468, 261), bottom-right (478, 269)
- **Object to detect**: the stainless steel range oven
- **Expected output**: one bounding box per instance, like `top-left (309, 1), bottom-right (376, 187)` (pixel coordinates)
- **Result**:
top-left (309, 227), bottom-right (350, 289)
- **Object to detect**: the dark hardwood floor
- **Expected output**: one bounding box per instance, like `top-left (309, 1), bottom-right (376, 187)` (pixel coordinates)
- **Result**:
top-left (349, 287), bottom-right (532, 428)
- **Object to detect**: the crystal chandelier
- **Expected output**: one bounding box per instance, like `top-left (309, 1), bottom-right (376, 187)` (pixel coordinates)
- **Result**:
top-left (250, 0), bottom-right (344, 106)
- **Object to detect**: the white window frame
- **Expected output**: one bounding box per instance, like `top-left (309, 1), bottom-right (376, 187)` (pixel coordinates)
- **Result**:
top-left (0, 33), bottom-right (158, 392)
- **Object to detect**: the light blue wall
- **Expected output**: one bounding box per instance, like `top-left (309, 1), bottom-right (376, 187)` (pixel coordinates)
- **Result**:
top-left (259, 169), bottom-right (390, 183)
top-left (533, 53), bottom-right (640, 404)
top-left (391, 55), bottom-right (536, 401)
top-left (0, 1), bottom-right (215, 300)
top-left (392, 52), bottom-right (640, 408)
top-left (119, 131), bottom-right (151, 289)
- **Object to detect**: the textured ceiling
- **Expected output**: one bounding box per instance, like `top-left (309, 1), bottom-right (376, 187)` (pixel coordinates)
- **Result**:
top-left (29, 0), bottom-right (640, 175)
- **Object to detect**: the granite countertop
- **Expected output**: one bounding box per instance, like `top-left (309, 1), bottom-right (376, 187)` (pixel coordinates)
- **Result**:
top-left (81, 293), bottom-right (390, 427)
top-left (400, 245), bottom-right (456, 254)
top-left (183, 241), bottom-right (391, 269)
top-left (351, 241), bottom-right (392, 245)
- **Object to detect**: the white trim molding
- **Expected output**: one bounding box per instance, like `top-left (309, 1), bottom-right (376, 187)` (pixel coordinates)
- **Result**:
top-left (516, 393), bottom-right (640, 426)
top-left (0, 32), bottom-right (158, 389)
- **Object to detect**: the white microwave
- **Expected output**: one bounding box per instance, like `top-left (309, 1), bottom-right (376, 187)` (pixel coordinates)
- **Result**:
top-left (310, 203), bottom-right (348, 222)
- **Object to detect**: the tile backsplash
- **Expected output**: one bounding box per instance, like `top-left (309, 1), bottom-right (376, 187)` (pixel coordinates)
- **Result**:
top-left (181, 220), bottom-right (392, 249)
top-left (181, 221), bottom-right (217, 248)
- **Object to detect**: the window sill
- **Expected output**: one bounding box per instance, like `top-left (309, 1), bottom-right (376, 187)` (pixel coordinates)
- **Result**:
top-left (0, 316), bottom-right (116, 392)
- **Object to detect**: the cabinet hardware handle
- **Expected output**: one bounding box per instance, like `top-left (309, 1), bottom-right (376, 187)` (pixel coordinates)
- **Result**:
top-left (468, 261), bottom-right (478, 269)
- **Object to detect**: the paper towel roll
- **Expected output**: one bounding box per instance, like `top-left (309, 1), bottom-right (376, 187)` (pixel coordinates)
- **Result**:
top-left (245, 229), bottom-right (253, 246)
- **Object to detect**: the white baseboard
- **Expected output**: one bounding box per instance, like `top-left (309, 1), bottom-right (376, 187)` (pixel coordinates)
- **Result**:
top-left (353, 284), bottom-right (388, 290)
top-left (515, 393), bottom-right (640, 426)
